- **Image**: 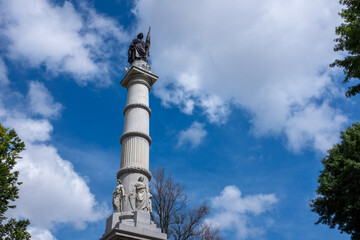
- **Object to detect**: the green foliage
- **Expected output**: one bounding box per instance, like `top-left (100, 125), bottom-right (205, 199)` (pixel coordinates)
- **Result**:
top-left (0, 123), bottom-right (30, 240)
top-left (0, 219), bottom-right (31, 240)
top-left (310, 122), bottom-right (360, 240)
top-left (330, 0), bottom-right (360, 97)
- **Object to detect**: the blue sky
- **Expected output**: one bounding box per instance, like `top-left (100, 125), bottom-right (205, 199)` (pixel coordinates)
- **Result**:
top-left (1, 0), bottom-right (360, 239)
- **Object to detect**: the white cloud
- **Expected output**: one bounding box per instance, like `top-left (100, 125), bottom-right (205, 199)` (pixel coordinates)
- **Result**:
top-left (28, 227), bottom-right (57, 240)
top-left (284, 102), bottom-right (347, 152)
top-left (206, 185), bottom-right (277, 239)
top-left (0, 0), bottom-right (129, 86)
top-left (0, 58), bottom-right (9, 86)
top-left (5, 117), bottom-right (53, 144)
top-left (133, 0), bottom-right (347, 152)
top-left (12, 143), bottom-right (108, 229)
top-left (177, 121), bottom-right (207, 148)
top-left (1, 81), bottom-right (109, 237)
top-left (28, 81), bottom-right (62, 118)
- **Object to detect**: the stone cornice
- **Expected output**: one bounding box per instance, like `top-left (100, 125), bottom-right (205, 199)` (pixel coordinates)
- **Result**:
top-left (120, 65), bottom-right (158, 89)
top-left (120, 131), bottom-right (152, 145)
top-left (123, 103), bottom-right (152, 117)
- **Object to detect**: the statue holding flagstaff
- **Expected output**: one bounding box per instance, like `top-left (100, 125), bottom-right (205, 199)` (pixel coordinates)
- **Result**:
top-left (128, 27), bottom-right (151, 64)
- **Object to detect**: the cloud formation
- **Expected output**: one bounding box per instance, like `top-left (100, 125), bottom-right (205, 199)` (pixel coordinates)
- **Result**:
top-left (14, 143), bottom-right (107, 229)
top-left (206, 185), bottom-right (277, 239)
top-left (0, 0), bottom-right (129, 86)
top-left (28, 81), bottom-right (63, 118)
top-left (1, 81), bottom-right (109, 238)
top-left (28, 227), bottom-right (57, 240)
top-left (177, 121), bottom-right (207, 148)
top-left (133, 0), bottom-right (347, 152)
top-left (6, 117), bottom-right (53, 144)
top-left (0, 0), bottom-right (346, 152)
top-left (284, 102), bottom-right (347, 152)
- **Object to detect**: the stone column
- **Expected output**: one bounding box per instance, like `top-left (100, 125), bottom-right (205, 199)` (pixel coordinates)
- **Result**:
top-left (117, 60), bottom-right (155, 213)
top-left (100, 60), bottom-right (166, 240)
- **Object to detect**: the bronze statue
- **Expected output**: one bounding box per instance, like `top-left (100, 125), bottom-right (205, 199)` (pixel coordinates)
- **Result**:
top-left (128, 27), bottom-right (151, 64)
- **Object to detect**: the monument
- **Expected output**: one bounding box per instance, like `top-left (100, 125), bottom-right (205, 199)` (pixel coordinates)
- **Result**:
top-left (100, 28), bottom-right (167, 240)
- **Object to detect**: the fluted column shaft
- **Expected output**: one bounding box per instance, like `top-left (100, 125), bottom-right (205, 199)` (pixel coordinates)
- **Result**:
top-left (121, 80), bottom-right (150, 170)
top-left (117, 61), bottom-right (158, 213)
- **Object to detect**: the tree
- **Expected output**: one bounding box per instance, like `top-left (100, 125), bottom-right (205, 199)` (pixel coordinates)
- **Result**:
top-left (171, 204), bottom-right (221, 240)
top-left (310, 122), bottom-right (360, 240)
top-left (330, 0), bottom-right (360, 97)
top-left (150, 168), bottom-right (221, 240)
top-left (0, 123), bottom-right (30, 240)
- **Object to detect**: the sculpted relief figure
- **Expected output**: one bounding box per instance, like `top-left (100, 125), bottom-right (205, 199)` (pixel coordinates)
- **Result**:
top-left (134, 176), bottom-right (147, 210)
top-left (128, 27), bottom-right (151, 64)
top-left (129, 176), bottom-right (152, 212)
top-left (112, 180), bottom-right (126, 212)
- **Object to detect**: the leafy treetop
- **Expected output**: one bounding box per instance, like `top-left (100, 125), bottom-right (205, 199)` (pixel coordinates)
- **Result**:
top-left (310, 122), bottom-right (360, 240)
top-left (330, 0), bottom-right (360, 97)
top-left (0, 123), bottom-right (30, 240)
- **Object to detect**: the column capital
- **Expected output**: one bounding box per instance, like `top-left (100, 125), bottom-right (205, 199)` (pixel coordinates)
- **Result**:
top-left (120, 65), bottom-right (159, 89)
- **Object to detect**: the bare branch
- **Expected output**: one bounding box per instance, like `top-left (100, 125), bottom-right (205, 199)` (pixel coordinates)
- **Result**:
top-left (150, 168), bottom-right (222, 240)
top-left (151, 167), bottom-right (187, 234)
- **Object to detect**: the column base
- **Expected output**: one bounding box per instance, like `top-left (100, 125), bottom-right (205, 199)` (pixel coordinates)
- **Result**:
top-left (100, 211), bottom-right (167, 240)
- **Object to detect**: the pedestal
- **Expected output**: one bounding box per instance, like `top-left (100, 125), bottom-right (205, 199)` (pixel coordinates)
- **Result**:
top-left (100, 211), bottom-right (166, 240)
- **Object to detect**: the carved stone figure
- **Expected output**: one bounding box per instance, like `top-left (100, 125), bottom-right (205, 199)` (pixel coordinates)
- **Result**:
top-left (112, 180), bottom-right (126, 212)
top-left (135, 176), bottom-right (147, 210)
top-left (129, 176), bottom-right (152, 211)
top-left (128, 27), bottom-right (151, 64)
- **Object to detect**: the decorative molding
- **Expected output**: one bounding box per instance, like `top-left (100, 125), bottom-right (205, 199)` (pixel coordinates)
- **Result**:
top-left (123, 103), bottom-right (152, 117)
top-left (120, 131), bottom-right (152, 145)
top-left (117, 166), bottom-right (152, 180)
